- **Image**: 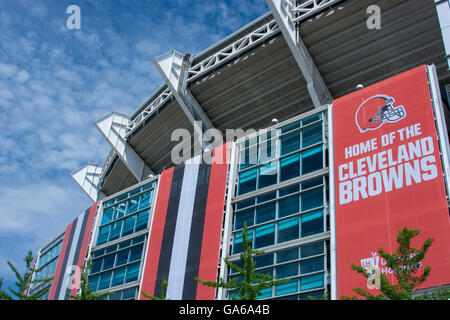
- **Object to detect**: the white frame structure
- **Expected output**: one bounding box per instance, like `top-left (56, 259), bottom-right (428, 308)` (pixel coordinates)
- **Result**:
top-left (71, 163), bottom-right (105, 201)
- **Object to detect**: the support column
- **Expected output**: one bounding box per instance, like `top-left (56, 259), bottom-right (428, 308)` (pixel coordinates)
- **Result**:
top-left (95, 111), bottom-right (154, 181)
top-left (71, 163), bottom-right (105, 202)
top-left (153, 50), bottom-right (215, 148)
top-left (266, 0), bottom-right (332, 107)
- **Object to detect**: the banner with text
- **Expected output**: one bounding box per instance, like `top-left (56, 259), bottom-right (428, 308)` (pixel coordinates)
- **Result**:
top-left (333, 65), bottom-right (450, 298)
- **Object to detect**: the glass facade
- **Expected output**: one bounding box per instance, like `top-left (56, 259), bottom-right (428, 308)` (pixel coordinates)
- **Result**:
top-left (228, 110), bottom-right (330, 300)
top-left (30, 233), bottom-right (65, 300)
top-left (89, 178), bottom-right (157, 300)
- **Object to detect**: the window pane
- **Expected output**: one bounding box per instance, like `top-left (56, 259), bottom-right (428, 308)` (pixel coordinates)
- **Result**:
top-left (116, 249), bottom-right (129, 267)
top-left (108, 221), bottom-right (122, 242)
top-left (281, 131), bottom-right (300, 156)
top-left (258, 162), bottom-right (278, 189)
top-left (302, 122), bottom-right (322, 148)
top-left (89, 275), bottom-right (99, 292)
top-left (102, 254), bottom-right (115, 271)
top-left (257, 191), bottom-right (276, 203)
top-left (98, 271), bottom-right (112, 290)
top-left (105, 244), bottom-right (117, 254)
top-left (301, 242), bottom-right (324, 258)
top-left (125, 262), bottom-right (140, 283)
top-left (122, 287), bottom-right (137, 300)
top-left (278, 195), bottom-right (299, 218)
top-left (259, 133), bottom-right (277, 163)
top-left (281, 121), bottom-right (300, 134)
top-left (121, 215), bottom-right (136, 237)
top-left (300, 256), bottom-right (324, 275)
top-left (256, 202), bottom-right (276, 224)
top-left (259, 286), bottom-right (272, 299)
top-left (254, 253), bottom-right (274, 268)
top-left (300, 273), bottom-right (324, 291)
top-left (238, 168), bottom-right (257, 195)
top-left (254, 223), bottom-right (275, 249)
top-left (302, 146), bottom-right (323, 175)
top-left (142, 182), bottom-right (154, 191)
top-left (278, 217), bottom-right (299, 243)
top-left (91, 258), bottom-right (102, 274)
top-left (138, 191), bottom-right (152, 210)
top-left (126, 196), bottom-right (139, 215)
top-left (235, 208), bottom-right (254, 229)
top-left (111, 266), bottom-right (126, 287)
top-left (233, 229), bottom-right (253, 254)
top-left (97, 225), bottom-right (110, 245)
top-left (115, 202), bottom-right (126, 219)
top-left (280, 153), bottom-right (300, 182)
top-left (275, 279), bottom-right (298, 296)
top-left (276, 262), bottom-right (298, 278)
top-left (301, 187), bottom-right (323, 212)
top-left (279, 184), bottom-right (300, 197)
top-left (236, 198), bottom-right (255, 210)
top-left (299, 290), bottom-right (324, 300)
top-left (101, 207), bottom-right (114, 225)
top-left (129, 244), bottom-right (143, 262)
top-left (302, 177), bottom-right (322, 190)
top-left (135, 210), bottom-right (149, 232)
top-left (301, 210), bottom-right (324, 237)
top-left (302, 113), bottom-right (322, 126)
top-left (277, 247), bottom-right (298, 263)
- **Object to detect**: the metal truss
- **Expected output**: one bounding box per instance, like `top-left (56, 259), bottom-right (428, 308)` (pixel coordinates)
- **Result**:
top-left (154, 50), bottom-right (215, 146)
top-left (125, 86), bottom-right (173, 137)
top-left (187, 19), bottom-right (280, 83)
top-left (95, 111), bottom-right (154, 182)
top-left (290, 0), bottom-right (342, 23)
top-left (267, 0), bottom-right (333, 107)
top-left (71, 163), bottom-right (105, 202)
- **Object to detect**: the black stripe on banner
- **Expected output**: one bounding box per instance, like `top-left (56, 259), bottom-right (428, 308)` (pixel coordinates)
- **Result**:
top-left (54, 217), bottom-right (79, 299)
top-left (182, 163), bottom-right (211, 299)
top-left (64, 209), bottom-right (90, 300)
top-left (154, 164), bottom-right (185, 297)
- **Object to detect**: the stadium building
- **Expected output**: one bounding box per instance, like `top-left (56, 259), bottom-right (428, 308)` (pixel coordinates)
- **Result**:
top-left (28, 0), bottom-right (450, 300)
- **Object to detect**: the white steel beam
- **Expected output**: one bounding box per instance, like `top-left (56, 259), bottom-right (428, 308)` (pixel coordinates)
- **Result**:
top-left (153, 50), bottom-right (215, 146)
top-left (95, 111), bottom-right (154, 181)
top-left (71, 163), bottom-right (105, 202)
top-left (266, 0), bottom-right (332, 107)
top-left (435, 0), bottom-right (450, 69)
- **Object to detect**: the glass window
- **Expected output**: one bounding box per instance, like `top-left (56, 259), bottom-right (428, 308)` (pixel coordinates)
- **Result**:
top-left (302, 177), bottom-right (322, 190)
top-left (236, 198), bottom-right (255, 210)
top-left (126, 196), bottom-right (139, 215)
top-left (129, 244), bottom-right (143, 262)
top-left (111, 266), bottom-right (126, 287)
top-left (258, 162), bottom-right (278, 189)
top-left (301, 242), bottom-right (324, 258)
top-left (233, 229), bottom-right (253, 254)
top-left (281, 131), bottom-right (300, 156)
top-left (254, 253), bottom-right (274, 268)
top-left (102, 207), bottom-right (114, 225)
top-left (116, 249), bottom-right (129, 267)
top-left (121, 215), bottom-right (136, 237)
top-left (300, 273), bottom-right (324, 291)
top-left (302, 122), bottom-right (322, 148)
top-left (278, 216), bottom-right (299, 243)
top-left (125, 262), bottom-right (140, 282)
top-left (122, 287), bottom-right (137, 300)
top-left (302, 113), bottom-right (322, 126)
top-left (98, 271), bottom-right (112, 290)
top-left (275, 279), bottom-right (298, 296)
top-left (279, 184), bottom-right (299, 197)
top-left (138, 191), bottom-right (152, 210)
top-left (255, 202), bottom-right (276, 224)
top-left (108, 221), bottom-right (122, 242)
top-left (91, 259), bottom-right (102, 274)
top-left (277, 247), bottom-right (298, 263)
top-left (102, 254), bottom-right (115, 271)
top-left (280, 153), bottom-right (300, 182)
top-left (301, 210), bottom-right (324, 237)
top-left (301, 146), bottom-right (323, 175)
top-left (254, 223), bottom-right (275, 249)
top-left (238, 168), bottom-right (257, 195)
top-left (300, 256), bottom-right (324, 275)
top-left (276, 262), bottom-right (298, 278)
top-left (235, 208), bottom-right (254, 229)
top-left (278, 195), bottom-right (299, 218)
top-left (281, 121), bottom-right (300, 134)
top-left (135, 210), bottom-right (149, 232)
top-left (301, 187), bottom-right (323, 212)
top-left (89, 275), bottom-right (99, 292)
top-left (115, 202), bottom-right (126, 219)
top-left (97, 225), bottom-right (110, 245)
top-left (257, 192), bottom-right (276, 203)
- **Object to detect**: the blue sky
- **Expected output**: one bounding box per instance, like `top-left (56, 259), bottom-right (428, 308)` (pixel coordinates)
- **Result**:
top-left (0, 0), bottom-right (268, 296)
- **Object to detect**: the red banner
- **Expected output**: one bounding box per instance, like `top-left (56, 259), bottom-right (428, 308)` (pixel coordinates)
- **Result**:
top-left (333, 65), bottom-right (450, 298)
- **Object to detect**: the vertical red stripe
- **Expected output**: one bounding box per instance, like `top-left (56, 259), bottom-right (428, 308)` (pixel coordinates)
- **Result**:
top-left (196, 143), bottom-right (230, 299)
top-left (47, 221), bottom-right (74, 300)
top-left (69, 202), bottom-right (98, 297)
top-left (140, 168), bottom-right (174, 299)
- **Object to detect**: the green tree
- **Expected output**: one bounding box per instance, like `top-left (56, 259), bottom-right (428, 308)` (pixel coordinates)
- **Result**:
top-left (341, 226), bottom-right (434, 300)
top-left (195, 222), bottom-right (288, 300)
top-left (0, 278), bottom-right (12, 300)
top-left (66, 259), bottom-right (113, 300)
top-left (6, 250), bottom-right (53, 300)
top-left (141, 278), bottom-right (169, 300)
